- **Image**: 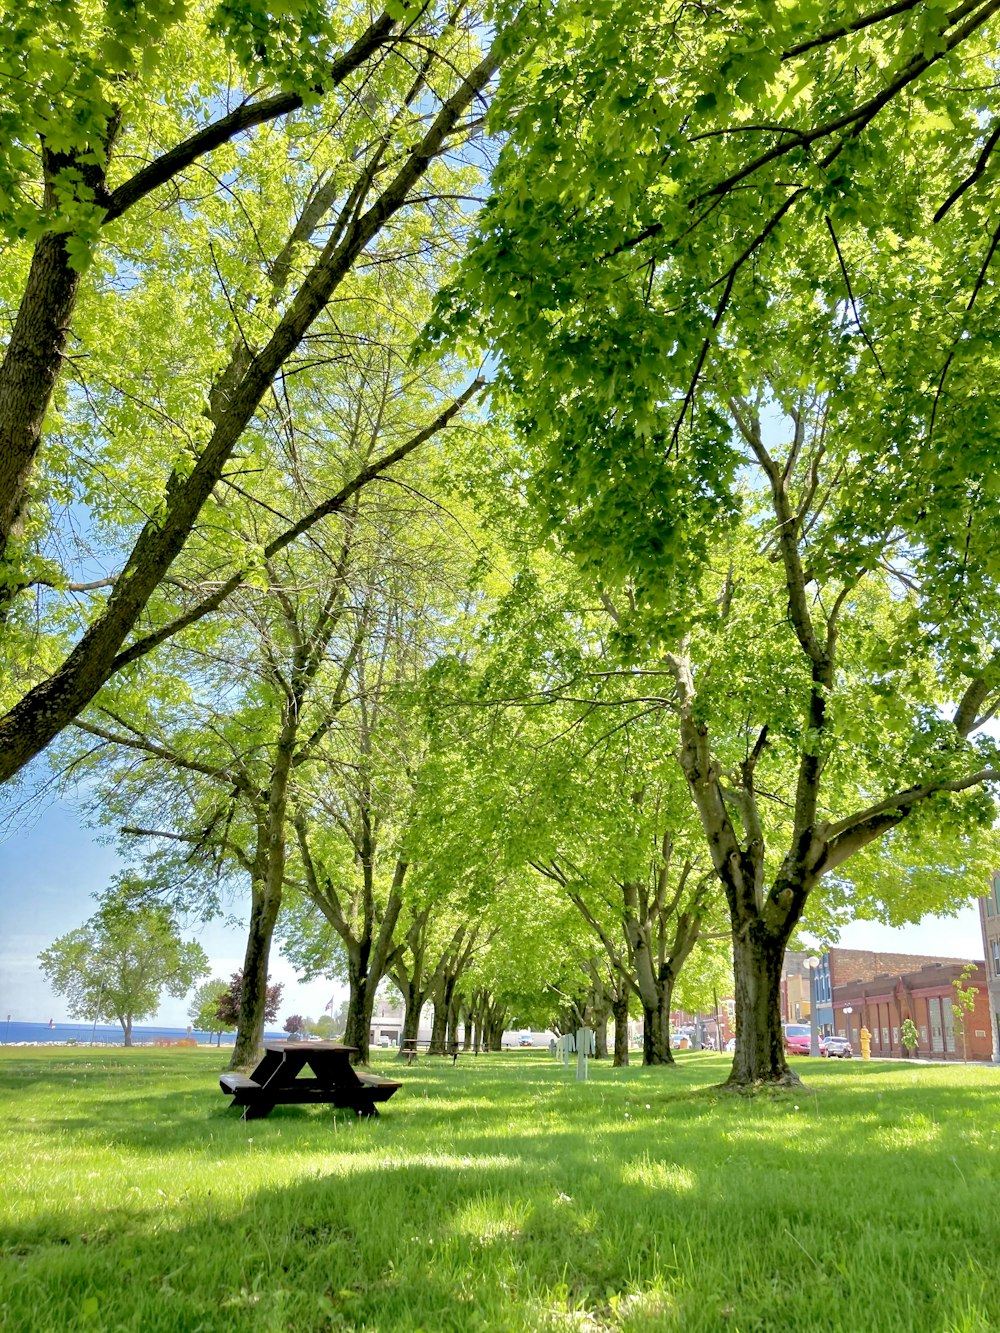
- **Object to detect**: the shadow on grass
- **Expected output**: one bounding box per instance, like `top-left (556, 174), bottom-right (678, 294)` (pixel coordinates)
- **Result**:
top-left (3, 1051), bottom-right (999, 1331)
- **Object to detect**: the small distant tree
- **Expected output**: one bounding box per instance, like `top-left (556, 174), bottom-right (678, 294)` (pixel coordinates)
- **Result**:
top-left (952, 966), bottom-right (980, 1064)
top-left (39, 901), bottom-right (209, 1046)
top-left (216, 971), bottom-right (282, 1036)
top-left (305, 1013), bottom-right (339, 1039)
top-left (189, 979), bottom-right (232, 1046)
top-left (283, 1014), bottom-right (305, 1037)
top-left (900, 1017), bottom-right (920, 1059)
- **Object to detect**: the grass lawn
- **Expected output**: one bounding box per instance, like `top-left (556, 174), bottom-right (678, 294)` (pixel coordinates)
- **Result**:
top-left (1, 1048), bottom-right (998, 1332)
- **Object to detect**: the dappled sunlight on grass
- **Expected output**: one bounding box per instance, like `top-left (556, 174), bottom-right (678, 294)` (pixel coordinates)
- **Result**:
top-left (2, 1048), bottom-right (1000, 1330)
top-left (620, 1154), bottom-right (695, 1194)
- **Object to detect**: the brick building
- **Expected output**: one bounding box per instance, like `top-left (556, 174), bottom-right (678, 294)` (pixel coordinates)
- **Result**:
top-left (832, 960), bottom-right (992, 1061)
top-left (780, 952), bottom-right (813, 1023)
top-left (976, 870), bottom-right (1000, 1060)
top-left (783, 946), bottom-right (968, 1034)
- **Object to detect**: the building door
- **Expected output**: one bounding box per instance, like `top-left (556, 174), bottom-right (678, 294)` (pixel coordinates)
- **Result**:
top-left (942, 1001), bottom-right (956, 1055)
top-left (928, 997), bottom-right (944, 1052)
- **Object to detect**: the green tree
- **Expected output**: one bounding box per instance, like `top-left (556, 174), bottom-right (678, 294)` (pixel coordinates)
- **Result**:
top-left (660, 379), bottom-right (1000, 1089)
top-left (0, 1), bottom-right (497, 785)
top-left (39, 897), bottom-right (208, 1045)
top-left (952, 964), bottom-right (981, 1063)
top-left (188, 978), bottom-right (232, 1046)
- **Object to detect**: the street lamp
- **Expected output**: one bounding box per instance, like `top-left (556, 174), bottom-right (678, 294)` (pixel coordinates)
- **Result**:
top-left (805, 956), bottom-right (821, 1056)
top-left (843, 1005), bottom-right (853, 1043)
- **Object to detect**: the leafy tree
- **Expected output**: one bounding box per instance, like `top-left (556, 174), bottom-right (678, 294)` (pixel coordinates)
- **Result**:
top-left (447, 1), bottom-right (1000, 595)
top-left (58, 263), bottom-right (484, 1069)
top-left (952, 964), bottom-right (981, 1063)
top-left (305, 1012), bottom-right (341, 1039)
top-left (900, 1017), bottom-right (920, 1058)
top-left (0, 1), bottom-right (497, 785)
top-left (216, 971), bottom-right (283, 1031)
top-left (283, 1014), bottom-right (305, 1037)
top-left (38, 897), bottom-right (208, 1045)
top-left (660, 379), bottom-right (1000, 1088)
top-left (188, 978), bottom-right (232, 1046)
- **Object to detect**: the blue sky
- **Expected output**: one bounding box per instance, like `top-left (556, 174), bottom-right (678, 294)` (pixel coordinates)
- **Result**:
top-left (0, 795), bottom-right (346, 1027)
top-left (0, 794), bottom-right (987, 1028)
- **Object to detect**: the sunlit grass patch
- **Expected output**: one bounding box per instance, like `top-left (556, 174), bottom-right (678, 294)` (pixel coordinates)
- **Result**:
top-left (1, 1047), bottom-right (999, 1330)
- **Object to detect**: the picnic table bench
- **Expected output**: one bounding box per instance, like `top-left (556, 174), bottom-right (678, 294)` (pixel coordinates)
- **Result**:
top-left (400, 1038), bottom-right (460, 1065)
top-left (219, 1041), bottom-right (402, 1120)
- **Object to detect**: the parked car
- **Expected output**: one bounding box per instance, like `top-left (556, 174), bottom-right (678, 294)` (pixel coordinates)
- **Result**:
top-left (783, 1023), bottom-right (822, 1056)
top-left (822, 1034), bottom-right (853, 1058)
top-left (518, 1033), bottom-right (533, 1046)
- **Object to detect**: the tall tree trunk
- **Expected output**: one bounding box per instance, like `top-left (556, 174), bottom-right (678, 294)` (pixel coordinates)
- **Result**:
top-left (232, 720), bottom-right (295, 1069)
top-left (485, 1003), bottom-right (507, 1051)
top-left (642, 988), bottom-right (674, 1066)
top-left (344, 945), bottom-right (375, 1064)
top-left (447, 995), bottom-right (462, 1052)
top-left (612, 992), bottom-right (630, 1068)
top-left (594, 1011), bottom-right (609, 1059)
top-left (121, 1016), bottom-right (133, 1047)
top-left (395, 978), bottom-right (423, 1057)
top-left (726, 924), bottom-right (797, 1088)
top-left (231, 876), bottom-right (281, 1068)
top-left (0, 137), bottom-right (117, 592)
top-left (429, 983), bottom-right (450, 1055)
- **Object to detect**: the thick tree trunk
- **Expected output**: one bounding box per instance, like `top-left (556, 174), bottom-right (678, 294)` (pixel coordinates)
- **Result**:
top-left (121, 1016), bottom-right (133, 1047)
top-left (344, 948), bottom-right (375, 1064)
top-left (485, 1008), bottom-right (507, 1051)
top-left (428, 994), bottom-right (449, 1055)
top-left (0, 136), bottom-right (118, 588)
top-left (396, 981), bottom-right (422, 1058)
top-left (726, 924), bottom-right (798, 1088)
top-left (612, 993), bottom-right (630, 1068)
top-left (642, 988), bottom-right (674, 1066)
top-left (231, 880), bottom-right (281, 1069)
top-left (446, 997), bottom-right (462, 1053)
top-left (594, 1011), bottom-right (609, 1059)
top-left (0, 233), bottom-right (83, 568)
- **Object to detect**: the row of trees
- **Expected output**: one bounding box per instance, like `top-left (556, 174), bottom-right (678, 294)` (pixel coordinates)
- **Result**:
top-left (8, 2), bottom-right (1000, 1086)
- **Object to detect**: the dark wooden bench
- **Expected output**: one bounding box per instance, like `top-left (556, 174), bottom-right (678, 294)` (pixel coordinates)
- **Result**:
top-left (219, 1042), bottom-right (402, 1120)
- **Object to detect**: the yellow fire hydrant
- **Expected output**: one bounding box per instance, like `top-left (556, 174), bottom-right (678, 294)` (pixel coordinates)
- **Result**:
top-left (860, 1026), bottom-right (872, 1060)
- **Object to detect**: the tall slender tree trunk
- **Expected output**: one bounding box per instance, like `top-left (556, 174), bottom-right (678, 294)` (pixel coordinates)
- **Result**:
top-left (612, 993), bottom-right (630, 1068)
top-left (121, 1016), bottom-right (133, 1047)
top-left (726, 924), bottom-right (797, 1088)
top-left (231, 876), bottom-right (281, 1068)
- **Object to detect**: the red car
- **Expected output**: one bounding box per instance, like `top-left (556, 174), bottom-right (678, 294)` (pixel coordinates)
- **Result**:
top-left (783, 1024), bottom-right (824, 1056)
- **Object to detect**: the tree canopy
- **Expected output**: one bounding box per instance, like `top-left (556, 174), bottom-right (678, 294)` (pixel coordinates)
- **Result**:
top-left (38, 894), bottom-right (208, 1044)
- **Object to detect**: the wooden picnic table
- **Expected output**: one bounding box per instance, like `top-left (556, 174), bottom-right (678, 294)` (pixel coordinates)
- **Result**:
top-left (219, 1041), bottom-right (402, 1120)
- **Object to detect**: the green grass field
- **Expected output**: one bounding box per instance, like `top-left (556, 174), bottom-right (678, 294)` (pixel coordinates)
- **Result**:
top-left (1, 1047), bottom-right (998, 1332)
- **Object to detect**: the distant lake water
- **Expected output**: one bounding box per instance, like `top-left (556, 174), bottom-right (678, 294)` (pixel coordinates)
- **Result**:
top-left (1, 1020), bottom-right (287, 1046)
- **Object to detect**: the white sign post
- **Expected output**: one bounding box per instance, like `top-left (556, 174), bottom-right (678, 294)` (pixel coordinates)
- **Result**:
top-left (576, 1027), bottom-right (594, 1081)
